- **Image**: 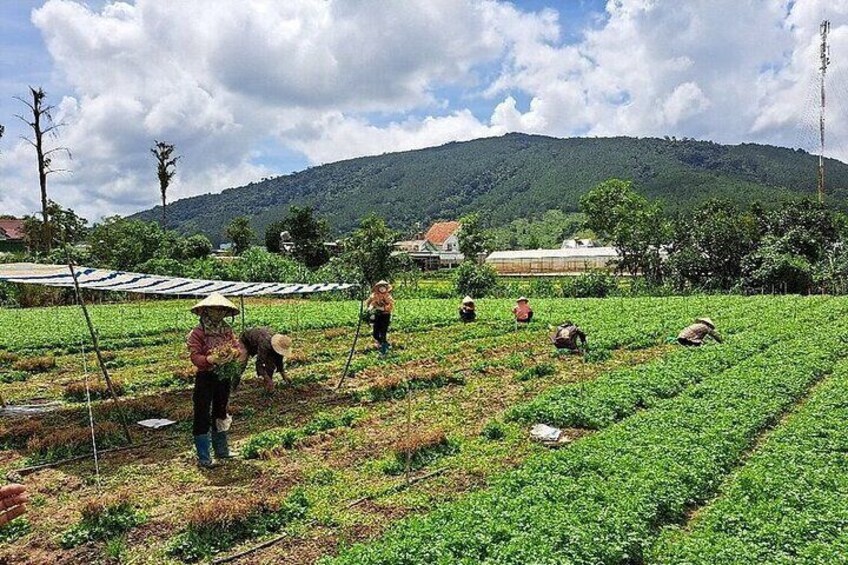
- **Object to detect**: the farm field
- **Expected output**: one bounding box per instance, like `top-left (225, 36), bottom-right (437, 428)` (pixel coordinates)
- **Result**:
top-left (0, 295), bottom-right (844, 564)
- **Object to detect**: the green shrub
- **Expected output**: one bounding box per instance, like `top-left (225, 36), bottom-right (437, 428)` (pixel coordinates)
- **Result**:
top-left (481, 421), bottom-right (505, 441)
top-left (454, 261), bottom-right (498, 299)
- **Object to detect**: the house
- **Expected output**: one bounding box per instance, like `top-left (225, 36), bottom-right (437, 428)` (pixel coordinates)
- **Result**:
top-left (423, 221), bottom-right (464, 267)
top-left (394, 239), bottom-right (441, 270)
top-left (485, 246), bottom-right (620, 276)
top-left (0, 219), bottom-right (25, 253)
top-left (561, 238), bottom-right (596, 249)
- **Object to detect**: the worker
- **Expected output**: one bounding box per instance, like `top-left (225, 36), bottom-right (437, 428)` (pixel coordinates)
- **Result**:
top-left (366, 280), bottom-right (395, 355)
top-left (0, 484), bottom-right (27, 526)
top-left (678, 317), bottom-right (723, 347)
top-left (240, 327), bottom-right (293, 394)
top-left (459, 296), bottom-right (476, 322)
top-left (187, 293), bottom-right (245, 468)
top-left (550, 320), bottom-right (587, 353)
top-left (513, 296), bottom-right (533, 323)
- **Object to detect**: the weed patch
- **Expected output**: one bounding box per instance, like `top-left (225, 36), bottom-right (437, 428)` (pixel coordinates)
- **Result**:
top-left (60, 492), bottom-right (145, 548)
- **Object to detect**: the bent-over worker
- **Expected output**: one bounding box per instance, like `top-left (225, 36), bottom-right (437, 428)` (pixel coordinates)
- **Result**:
top-left (678, 317), bottom-right (722, 347)
top-left (366, 280), bottom-right (395, 355)
top-left (187, 293), bottom-right (245, 468)
top-left (240, 327), bottom-right (293, 393)
top-left (459, 296), bottom-right (476, 323)
top-left (551, 320), bottom-right (587, 353)
top-left (513, 297), bottom-right (533, 323)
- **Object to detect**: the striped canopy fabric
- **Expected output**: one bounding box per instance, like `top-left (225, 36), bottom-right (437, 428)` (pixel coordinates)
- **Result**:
top-left (0, 263), bottom-right (356, 297)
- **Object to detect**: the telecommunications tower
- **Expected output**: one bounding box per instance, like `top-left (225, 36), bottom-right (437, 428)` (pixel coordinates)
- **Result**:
top-left (818, 19), bottom-right (831, 203)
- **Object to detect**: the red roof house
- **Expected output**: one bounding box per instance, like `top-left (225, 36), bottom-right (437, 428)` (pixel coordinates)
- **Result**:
top-left (0, 219), bottom-right (25, 241)
top-left (424, 221), bottom-right (461, 251)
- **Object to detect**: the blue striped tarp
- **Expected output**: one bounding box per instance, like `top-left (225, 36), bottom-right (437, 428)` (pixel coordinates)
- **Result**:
top-left (0, 263), bottom-right (356, 297)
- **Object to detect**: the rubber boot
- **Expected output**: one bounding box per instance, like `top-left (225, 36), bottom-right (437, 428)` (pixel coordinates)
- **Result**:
top-left (211, 430), bottom-right (233, 459)
top-left (379, 341), bottom-right (389, 355)
top-left (194, 434), bottom-right (215, 468)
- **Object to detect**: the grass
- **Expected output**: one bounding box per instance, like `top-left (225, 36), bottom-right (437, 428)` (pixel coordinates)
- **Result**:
top-left (60, 492), bottom-right (145, 548)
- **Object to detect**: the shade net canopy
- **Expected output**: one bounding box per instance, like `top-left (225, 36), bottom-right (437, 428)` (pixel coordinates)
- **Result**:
top-left (0, 263), bottom-right (356, 297)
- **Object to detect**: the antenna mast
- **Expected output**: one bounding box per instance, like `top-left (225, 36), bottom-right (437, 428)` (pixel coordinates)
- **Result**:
top-left (818, 19), bottom-right (831, 204)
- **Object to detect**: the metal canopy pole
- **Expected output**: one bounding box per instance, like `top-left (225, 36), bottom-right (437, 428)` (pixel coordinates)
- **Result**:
top-left (67, 261), bottom-right (133, 444)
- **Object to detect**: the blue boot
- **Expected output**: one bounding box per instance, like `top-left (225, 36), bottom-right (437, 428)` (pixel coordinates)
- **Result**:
top-left (379, 341), bottom-right (389, 355)
top-left (211, 430), bottom-right (233, 459)
top-left (194, 434), bottom-right (215, 468)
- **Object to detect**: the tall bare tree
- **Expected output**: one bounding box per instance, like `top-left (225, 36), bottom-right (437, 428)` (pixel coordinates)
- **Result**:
top-left (151, 140), bottom-right (180, 224)
top-left (14, 87), bottom-right (70, 251)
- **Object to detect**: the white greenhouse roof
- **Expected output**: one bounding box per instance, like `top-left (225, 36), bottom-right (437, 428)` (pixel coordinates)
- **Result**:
top-left (0, 263), bottom-right (356, 297)
top-left (486, 247), bottom-right (619, 260)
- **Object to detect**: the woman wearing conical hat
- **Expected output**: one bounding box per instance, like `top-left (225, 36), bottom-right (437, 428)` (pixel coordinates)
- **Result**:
top-left (186, 293), bottom-right (246, 468)
top-left (677, 317), bottom-right (723, 347)
top-left (240, 327), bottom-right (293, 394)
top-left (459, 296), bottom-right (476, 323)
top-left (365, 280), bottom-right (394, 355)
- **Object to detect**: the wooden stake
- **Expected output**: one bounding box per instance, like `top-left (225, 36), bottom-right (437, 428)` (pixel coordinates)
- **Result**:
top-left (336, 292), bottom-right (365, 391)
top-left (68, 262), bottom-right (133, 444)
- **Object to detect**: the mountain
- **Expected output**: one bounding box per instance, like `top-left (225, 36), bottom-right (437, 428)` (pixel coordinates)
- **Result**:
top-left (131, 133), bottom-right (848, 243)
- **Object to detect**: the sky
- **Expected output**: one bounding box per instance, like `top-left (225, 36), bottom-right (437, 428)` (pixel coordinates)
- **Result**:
top-left (1, 0), bottom-right (848, 223)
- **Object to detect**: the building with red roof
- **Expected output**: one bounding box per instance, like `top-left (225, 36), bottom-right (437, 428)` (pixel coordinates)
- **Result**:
top-left (0, 219), bottom-right (25, 252)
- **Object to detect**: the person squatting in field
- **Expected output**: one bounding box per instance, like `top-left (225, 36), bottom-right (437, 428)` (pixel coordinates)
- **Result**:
top-left (240, 327), bottom-right (293, 394)
top-left (513, 296), bottom-right (533, 323)
top-left (366, 280), bottom-right (394, 355)
top-left (187, 293), bottom-right (246, 468)
top-left (459, 296), bottom-right (476, 322)
top-left (678, 317), bottom-right (723, 346)
top-left (551, 320), bottom-right (587, 353)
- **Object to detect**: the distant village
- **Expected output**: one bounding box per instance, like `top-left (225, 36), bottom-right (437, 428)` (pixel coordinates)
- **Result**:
top-left (394, 220), bottom-right (618, 276)
top-left (1, 214), bottom-right (620, 276)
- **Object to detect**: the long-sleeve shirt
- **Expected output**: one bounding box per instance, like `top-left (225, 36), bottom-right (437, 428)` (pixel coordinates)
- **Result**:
top-left (187, 325), bottom-right (243, 372)
top-left (366, 293), bottom-right (394, 313)
top-left (240, 327), bottom-right (284, 379)
top-left (678, 323), bottom-right (723, 344)
top-left (513, 303), bottom-right (532, 321)
top-left (552, 324), bottom-right (587, 350)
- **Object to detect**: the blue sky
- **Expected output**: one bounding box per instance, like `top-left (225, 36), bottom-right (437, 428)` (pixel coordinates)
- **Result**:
top-left (0, 0), bottom-right (846, 221)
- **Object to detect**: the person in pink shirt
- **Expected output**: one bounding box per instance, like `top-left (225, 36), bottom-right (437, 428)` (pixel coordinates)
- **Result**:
top-left (512, 297), bottom-right (533, 323)
top-left (186, 293), bottom-right (246, 468)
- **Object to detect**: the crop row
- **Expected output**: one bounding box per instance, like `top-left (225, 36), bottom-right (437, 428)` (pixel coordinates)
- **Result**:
top-left (0, 295), bottom-right (794, 354)
top-left (324, 308), bottom-right (848, 564)
top-left (650, 357), bottom-right (848, 564)
top-left (507, 298), bottom-right (829, 428)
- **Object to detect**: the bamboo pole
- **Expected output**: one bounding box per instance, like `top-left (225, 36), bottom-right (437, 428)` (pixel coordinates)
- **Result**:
top-left (68, 262), bottom-right (133, 444)
top-left (335, 290), bottom-right (365, 391)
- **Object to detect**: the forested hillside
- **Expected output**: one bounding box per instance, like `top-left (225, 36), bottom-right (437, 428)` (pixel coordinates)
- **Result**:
top-left (131, 133), bottom-right (848, 242)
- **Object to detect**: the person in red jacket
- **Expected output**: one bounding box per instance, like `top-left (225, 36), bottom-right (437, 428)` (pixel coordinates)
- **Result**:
top-left (187, 293), bottom-right (246, 468)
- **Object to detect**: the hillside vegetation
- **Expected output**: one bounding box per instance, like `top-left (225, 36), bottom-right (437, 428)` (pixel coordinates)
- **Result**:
top-left (131, 133), bottom-right (848, 242)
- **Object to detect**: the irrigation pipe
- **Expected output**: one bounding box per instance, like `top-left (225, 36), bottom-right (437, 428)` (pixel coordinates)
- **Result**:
top-left (8, 440), bottom-right (159, 478)
top-left (345, 467), bottom-right (447, 509)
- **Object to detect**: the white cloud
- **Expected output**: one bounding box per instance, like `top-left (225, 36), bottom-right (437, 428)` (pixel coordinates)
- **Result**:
top-left (3, 0), bottom-right (848, 222)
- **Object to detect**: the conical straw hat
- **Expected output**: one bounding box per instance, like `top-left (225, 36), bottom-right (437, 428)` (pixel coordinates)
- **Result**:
top-left (271, 334), bottom-right (293, 357)
top-left (373, 280), bottom-right (393, 292)
top-left (696, 317), bottom-right (715, 328)
top-left (191, 292), bottom-right (239, 316)
top-left (462, 296), bottom-right (474, 304)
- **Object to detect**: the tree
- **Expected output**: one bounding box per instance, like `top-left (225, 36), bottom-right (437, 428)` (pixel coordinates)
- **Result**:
top-left (340, 215), bottom-right (402, 286)
top-left (178, 234), bottom-right (213, 260)
top-left (151, 140), bottom-right (180, 225)
top-left (454, 261), bottom-right (498, 298)
top-left (666, 200), bottom-right (759, 290)
top-left (281, 206), bottom-right (330, 268)
top-left (264, 220), bottom-right (286, 253)
top-left (88, 217), bottom-right (179, 270)
top-left (22, 200), bottom-right (88, 254)
top-left (15, 87), bottom-right (70, 251)
top-left (225, 216), bottom-right (255, 256)
top-left (581, 179), bottom-right (670, 283)
top-left (458, 213), bottom-right (488, 261)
